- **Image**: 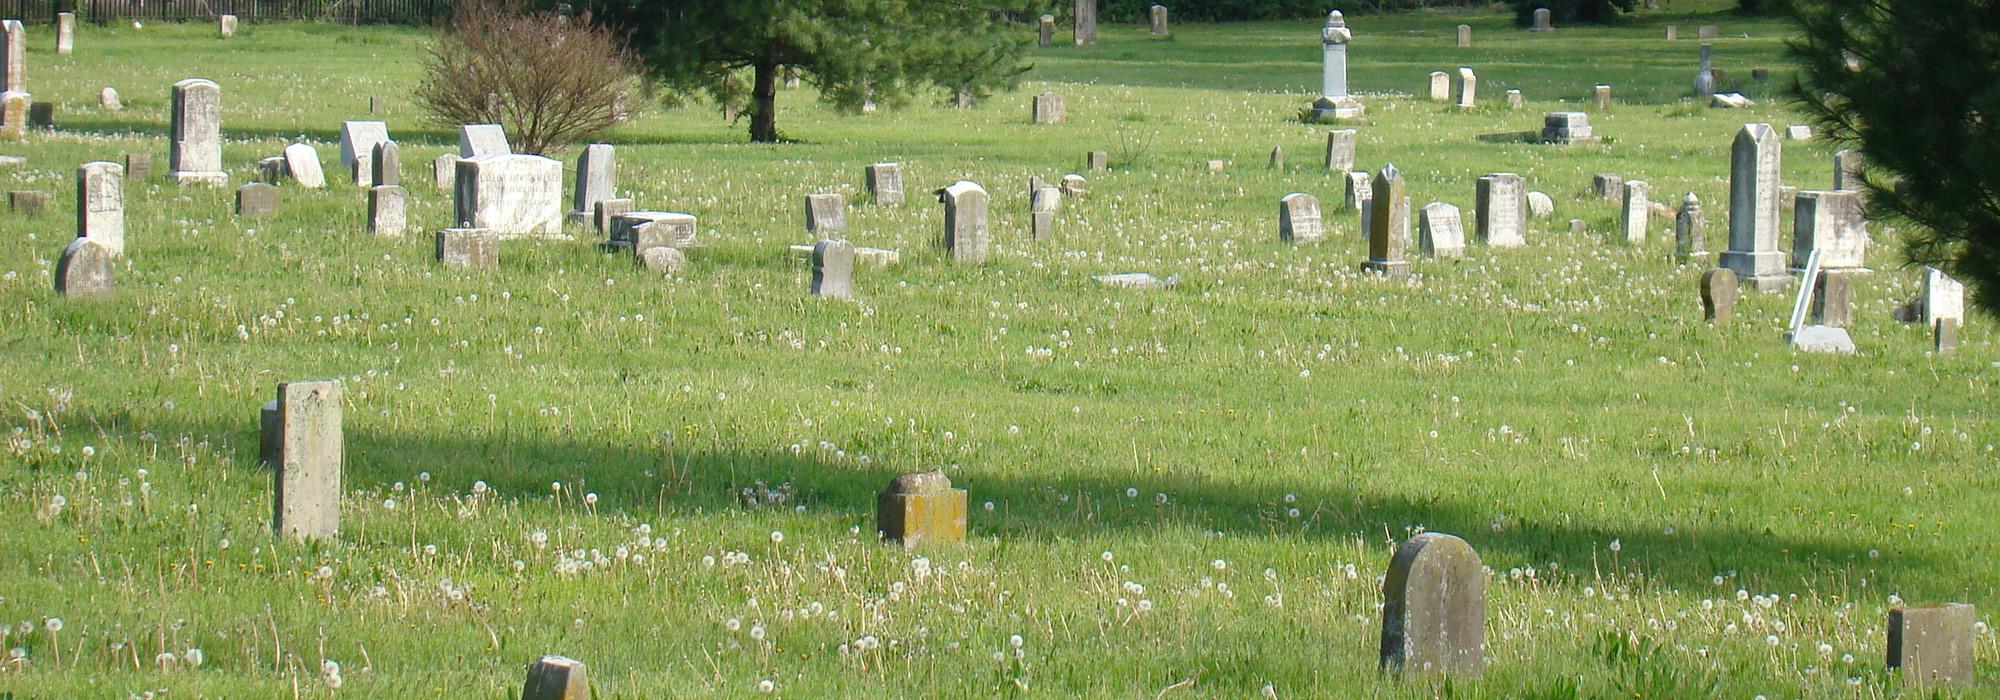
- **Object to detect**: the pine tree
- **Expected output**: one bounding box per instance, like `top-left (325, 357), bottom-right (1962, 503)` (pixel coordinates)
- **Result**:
top-left (1790, 0), bottom-right (2000, 317)
top-left (595, 1), bottom-right (1042, 142)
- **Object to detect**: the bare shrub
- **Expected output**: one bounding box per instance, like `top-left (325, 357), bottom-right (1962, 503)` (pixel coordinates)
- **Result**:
top-left (415, 0), bottom-right (641, 154)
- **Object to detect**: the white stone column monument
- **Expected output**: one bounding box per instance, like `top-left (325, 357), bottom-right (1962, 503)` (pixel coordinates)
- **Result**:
top-left (1310, 11), bottom-right (1363, 120)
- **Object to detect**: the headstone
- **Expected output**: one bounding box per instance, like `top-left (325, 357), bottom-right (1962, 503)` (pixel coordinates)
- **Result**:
top-left (1268, 146), bottom-right (1284, 170)
top-left (640, 246), bottom-right (687, 275)
top-left (571, 143), bottom-right (615, 219)
top-left (1791, 324), bottom-right (1855, 353)
top-left (1791, 190), bottom-right (1867, 270)
top-left (0, 20), bottom-right (20, 93)
top-left (1475, 173), bottom-right (1526, 248)
top-left (1506, 90), bottom-right (1523, 110)
top-left (432, 153), bottom-right (459, 191)
top-left (877, 471), bottom-right (967, 547)
top-left (1061, 174), bottom-right (1089, 198)
top-left (1526, 191), bottom-right (1554, 219)
top-left (611, 212), bottom-right (698, 252)
top-left (1922, 268), bottom-right (1964, 326)
top-left (1345, 171), bottom-right (1372, 212)
top-left (1032, 92), bottom-right (1065, 124)
top-left (369, 185), bottom-right (407, 236)
top-left (1666, 24), bottom-right (1677, 41)
top-left (1363, 165), bottom-right (1410, 276)
top-left (27, 100), bottom-right (51, 128)
top-left (1711, 93), bottom-right (1753, 109)
top-left (259, 400), bottom-right (281, 465)
top-left (1935, 319), bottom-right (1960, 355)
top-left (1039, 15), bottom-right (1055, 46)
top-left (1833, 150), bottom-right (1865, 192)
top-left (235, 182), bottom-right (278, 218)
top-left (1696, 43), bottom-right (1716, 96)
top-left (811, 238), bottom-right (856, 299)
top-left (1073, 0), bottom-right (1097, 46)
top-left (1457, 24), bottom-right (1471, 48)
top-left (1310, 12), bottom-right (1363, 119)
top-left (1087, 150), bottom-right (1109, 171)
top-left (339, 121), bottom-right (389, 187)
top-left (169, 79), bottom-right (225, 185)
top-left (1456, 68), bottom-right (1477, 109)
top-left (1593, 173), bottom-right (1624, 201)
top-left (1418, 202), bottom-right (1466, 259)
top-left (1031, 186), bottom-right (1060, 241)
top-left (261, 156), bottom-right (288, 184)
top-left (1675, 193), bottom-right (1708, 263)
top-left (371, 141), bottom-right (400, 187)
top-left (77, 161), bottom-right (124, 256)
top-left (1278, 193), bottom-right (1324, 244)
top-left (1379, 533), bottom-right (1485, 676)
top-left (592, 198), bottom-right (635, 237)
top-left (8, 189), bottom-right (47, 214)
top-left (459, 124), bottom-right (510, 158)
top-left (1540, 112), bottom-right (1597, 144)
top-left (454, 154), bottom-right (563, 238)
top-left (56, 13), bottom-right (74, 55)
top-left (54, 239), bottom-right (114, 298)
top-left (1786, 125), bottom-right (1812, 141)
top-left (122, 153), bottom-right (148, 181)
top-left (369, 96), bottom-right (384, 114)
top-left (283, 143), bottom-right (326, 188)
top-left (939, 181), bottom-right (989, 264)
top-left (1701, 267), bottom-right (1736, 323)
top-left (218, 14), bottom-right (238, 39)
top-left (865, 162), bottom-right (903, 205)
top-left (1531, 8), bottom-right (1552, 32)
top-left (273, 380), bottom-right (342, 542)
top-left (1592, 85), bottom-right (1612, 110)
top-left (804, 192), bottom-right (846, 236)
top-left (1150, 5), bottom-right (1168, 35)
top-left (1722, 123), bottom-right (1789, 290)
top-left (784, 66), bottom-right (801, 88)
top-left (1428, 71), bottom-right (1450, 102)
top-left (99, 87), bottom-right (121, 110)
top-left (1813, 269), bottom-right (1857, 327)
top-left (436, 228), bottom-right (499, 269)
top-left (1621, 180), bottom-right (1651, 244)
top-left (1698, 24), bottom-right (1717, 41)
top-left (1205, 159), bottom-right (1225, 172)
top-left (1325, 130), bottom-right (1357, 172)
top-left (521, 655), bottom-right (589, 700)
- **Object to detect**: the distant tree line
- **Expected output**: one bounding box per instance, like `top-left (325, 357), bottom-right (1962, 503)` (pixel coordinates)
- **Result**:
top-left (1096, 0), bottom-right (1483, 22)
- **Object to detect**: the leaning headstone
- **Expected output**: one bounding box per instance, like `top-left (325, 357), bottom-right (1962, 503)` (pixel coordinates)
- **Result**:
top-left (1278, 193), bottom-right (1325, 244)
top-left (1325, 129), bottom-right (1357, 172)
top-left (1455, 68), bottom-right (1476, 109)
top-left (1344, 171), bottom-right (1372, 211)
top-left (1031, 186), bottom-right (1061, 241)
top-left (1711, 93), bottom-right (1753, 109)
top-left (1072, 0), bottom-right (1097, 46)
top-left (877, 471), bottom-right (967, 547)
top-left (1540, 112), bottom-right (1597, 144)
top-left (1791, 190), bottom-right (1867, 270)
top-left (1363, 165), bottom-right (1410, 276)
top-left (570, 143), bottom-right (615, 220)
top-left (273, 380), bottom-right (342, 542)
top-left (939, 181), bottom-right (989, 264)
top-left (1935, 319), bottom-right (1960, 355)
top-left (1786, 125), bottom-right (1812, 141)
top-left (1428, 71), bottom-right (1450, 102)
top-left (0, 20), bottom-right (20, 93)
top-left (1379, 533), bottom-right (1485, 676)
top-left (1593, 173), bottom-right (1623, 201)
top-left (432, 153), bottom-right (459, 191)
top-left (1150, 5), bottom-right (1168, 35)
top-left (169, 79), bottom-right (225, 185)
top-left (1038, 15), bottom-right (1055, 46)
top-left (1032, 92), bottom-right (1065, 124)
top-left (1592, 85), bottom-right (1612, 110)
top-left (369, 185), bottom-right (407, 236)
top-left (1310, 11), bottom-right (1363, 119)
top-left (436, 228), bottom-right (499, 269)
top-left (283, 143), bottom-right (326, 188)
top-left (77, 161), bottom-right (124, 256)
top-left (1526, 191), bottom-right (1554, 219)
top-left (1531, 8), bottom-right (1552, 32)
top-left (1675, 193), bottom-right (1708, 263)
top-left (1722, 123), bottom-right (1789, 291)
top-left (218, 14), bottom-right (238, 39)
top-left (459, 123), bottom-right (510, 158)
top-left (99, 87), bottom-right (121, 110)
top-left (1701, 267), bottom-right (1737, 323)
top-left (1475, 173), bottom-right (1527, 248)
top-left (339, 120), bottom-right (389, 187)
top-left (865, 162), bottom-right (903, 205)
top-left (122, 153), bottom-right (149, 181)
top-left (1457, 24), bottom-right (1471, 48)
top-left (454, 154), bottom-right (563, 238)
top-left (811, 238), bottom-right (856, 299)
top-left (592, 198), bottom-right (635, 237)
top-left (805, 193), bottom-right (846, 236)
top-left (54, 239), bottom-right (115, 298)
top-left (371, 141), bottom-right (401, 187)
top-left (1922, 268), bottom-right (1964, 326)
top-left (1665, 24), bottom-right (1677, 41)
top-left (56, 13), bottom-right (74, 55)
top-left (521, 655), bottom-right (589, 700)
top-left (235, 182), bottom-right (278, 218)
top-left (8, 189), bottom-right (47, 214)
top-left (1418, 202), bottom-right (1466, 259)
top-left (1621, 180), bottom-right (1651, 244)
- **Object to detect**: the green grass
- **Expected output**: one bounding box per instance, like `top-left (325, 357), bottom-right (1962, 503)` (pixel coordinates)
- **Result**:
top-left (1, 7), bottom-right (1996, 698)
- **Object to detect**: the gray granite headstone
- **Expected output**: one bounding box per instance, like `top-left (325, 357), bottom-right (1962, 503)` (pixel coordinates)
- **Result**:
top-left (612, 212), bottom-right (699, 253)
top-left (1531, 7), bottom-right (1552, 32)
top-left (1675, 193), bottom-right (1708, 263)
top-left (1150, 5), bottom-right (1169, 35)
top-left (593, 198), bottom-right (635, 237)
top-left (805, 193), bottom-right (846, 236)
top-left (811, 238), bottom-right (856, 299)
top-left (571, 143), bottom-right (615, 219)
top-left (55, 238), bottom-right (114, 298)
top-left (1621, 180), bottom-right (1651, 244)
top-left (1363, 165), bottom-right (1410, 276)
top-left (369, 185), bottom-right (407, 236)
top-left (273, 379), bottom-right (342, 542)
top-left (1722, 123), bottom-right (1788, 291)
top-left (1278, 193), bottom-right (1324, 244)
top-left (169, 79), bottom-right (225, 185)
top-left (77, 161), bottom-right (125, 256)
top-left (259, 400), bottom-right (280, 465)
top-left (1540, 112), bottom-right (1597, 144)
top-left (1033, 92), bottom-right (1065, 124)
top-left (1475, 173), bottom-right (1526, 248)
top-left (454, 154), bottom-right (563, 238)
top-left (371, 140), bottom-right (400, 187)
top-left (1031, 186), bottom-right (1061, 241)
top-left (1813, 269), bottom-right (1857, 327)
top-left (1593, 173), bottom-right (1624, 201)
top-left (1072, 0), bottom-right (1096, 45)
top-left (432, 153), bottom-right (459, 191)
top-left (1791, 190), bottom-right (1867, 270)
top-left (8, 189), bottom-right (47, 214)
top-left (1325, 129), bottom-right (1356, 172)
top-left (235, 182), bottom-right (278, 217)
top-left (939, 181), bottom-right (989, 264)
top-left (1379, 532), bottom-right (1485, 676)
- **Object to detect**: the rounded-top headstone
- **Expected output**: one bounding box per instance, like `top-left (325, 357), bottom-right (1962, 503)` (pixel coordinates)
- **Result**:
top-left (1379, 532), bottom-right (1485, 676)
top-left (55, 238), bottom-right (115, 297)
top-left (887, 470), bottom-right (952, 495)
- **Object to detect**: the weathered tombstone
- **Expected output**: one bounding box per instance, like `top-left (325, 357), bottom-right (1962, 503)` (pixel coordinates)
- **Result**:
top-left (283, 143), bottom-right (326, 188)
top-left (1456, 24), bottom-right (1471, 48)
top-left (1038, 15), bottom-right (1055, 46)
top-left (235, 182), bottom-right (278, 218)
top-left (261, 155), bottom-right (288, 183)
top-left (1205, 159), bottom-right (1225, 172)
top-left (939, 181), bottom-right (989, 264)
top-left (1675, 193), bottom-right (1708, 263)
top-left (1786, 124), bottom-right (1813, 141)
top-left (811, 238), bottom-right (856, 299)
top-left (1061, 173), bottom-right (1089, 198)
top-left (370, 141), bottom-right (400, 187)
top-left (1569, 218), bottom-right (1586, 237)
top-left (1475, 173), bottom-right (1526, 248)
top-left (1310, 11), bottom-right (1363, 119)
top-left (432, 153), bottom-right (459, 191)
top-left (369, 185), bottom-right (407, 237)
top-left (218, 14), bottom-right (238, 39)
top-left (1833, 150), bottom-right (1865, 192)
top-left (0, 20), bottom-right (20, 93)
top-left (1722, 123), bottom-right (1789, 290)
top-left (55, 13), bottom-right (74, 55)
top-left (1593, 173), bottom-right (1624, 201)
top-left (783, 66), bottom-right (800, 88)
top-left (99, 87), bottom-right (121, 110)
top-left (1095, 272), bottom-right (1176, 289)
top-left (1665, 24), bottom-right (1677, 41)
top-left (1506, 89), bottom-right (1523, 110)
top-left (521, 655), bottom-right (589, 700)
top-left (1418, 202), bottom-right (1466, 259)
top-left (0, 91), bottom-right (25, 140)
top-left (1531, 8), bottom-right (1553, 32)
top-left (454, 154), bottom-right (563, 238)
top-left (1922, 268), bottom-right (1964, 326)
top-left (1086, 150), bottom-right (1110, 171)
top-left (1031, 186), bottom-right (1061, 241)
top-left (1325, 129), bottom-right (1357, 172)
top-left (8, 189), bottom-right (47, 214)
top-left (368, 95), bottom-right (384, 114)
top-left (1695, 43), bottom-right (1716, 96)
top-left (1791, 190), bottom-right (1867, 270)
top-left (1813, 269), bottom-right (1857, 327)
top-left (259, 400), bottom-right (281, 465)
top-left (1455, 68), bottom-right (1477, 109)
top-left (1278, 193), bottom-right (1325, 244)
top-left (610, 212), bottom-right (698, 252)
top-left (1268, 145), bottom-right (1284, 170)
top-left (1701, 267), bottom-right (1737, 323)
top-left (436, 228), bottom-right (499, 269)
top-left (1698, 24), bottom-right (1717, 41)
top-left (339, 121), bottom-right (389, 187)
top-left (54, 239), bottom-right (114, 298)
top-left (27, 100), bottom-right (51, 128)
top-left (570, 143), bottom-right (615, 220)
top-left (1935, 319), bottom-right (1960, 355)
top-left (1345, 171), bottom-right (1372, 212)
top-left (1150, 5), bottom-right (1168, 35)
top-left (1887, 604), bottom-right (1976, 687)
top-left (272, 380), bottom-right (341, 542)
top-left (877, 471), bottom-right (967, 547)
top-left (865, 162), bottom-right (903, 205)
top-left (122, 152), bottom-right (149, 181)
top-left (1073, 0), bottom-right (1097, 45)
top-left (1363, 165), bottom-right (1410, 276)
top-left (804, 192), bottom-right (846, 236)
top-left (1592, 84), bottom-right (1612, 110)
top-left (1621, 180), bottom-right (1651, 244)
top-left (1379, 533), bottom-right (1485, 676)
top-left (169, 79), bottom-right (225, 185)
top-left (1526, 191), bottom-right (1554, 219)
top-left (640, 246), bottom-right (687, 275)
top-left (459, 123), bottom-right (510, 158)
top-left (77, 161), bottom-right (124, 256)
top-left (592, 198), bottom-right (635, 237)
top-left (1540, 112), bottom-right (1597, 144)
top-left (1428, 71), bottom-right (1450, 102)
top-left (1032, 92), bottom-right (1065, 124)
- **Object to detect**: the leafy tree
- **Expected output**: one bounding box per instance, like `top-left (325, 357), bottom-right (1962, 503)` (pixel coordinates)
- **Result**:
top-left (1790, 0), bottom-right (2000, 317)
top-left (594, 1), bottom-right (1042, 142)
top-left (1511, 0), bottom-right (1634, 26)
top-left (416, 0), bottom-right (642, 154)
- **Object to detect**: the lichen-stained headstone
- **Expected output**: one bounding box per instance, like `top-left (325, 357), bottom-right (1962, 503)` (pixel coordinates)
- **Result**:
top-left (1887, 603), bottom-right (1976, 687)
top-left (811, 238), bottom-right (856, 300)
top-left (54, 239), bottom-right (114, 298)
top-left (1278, 193), bottom-right (1324, 244)
top-left (436, 228), bottom-right (499, 270)
top-left (1379, 532), bottom-right (1485, 676)
top-left (77, 161), bottom-right (125, 256)
top-left (370, 185), bottom-right (407, 237)
top-left (1032, 92), bottom-right (1065, 124)
top-left (273, 380), bottom-right (342, 542)
top-left (1325, 130), bottom-right (1356, 172)
top-left (1701, 267), bottom-right (1737, 324)
top-left (877, 471), bottom-right (967, 547)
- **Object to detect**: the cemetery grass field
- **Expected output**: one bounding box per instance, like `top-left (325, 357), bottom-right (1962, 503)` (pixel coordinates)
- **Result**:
top-left (3, 5), bottom-right (1998, 697)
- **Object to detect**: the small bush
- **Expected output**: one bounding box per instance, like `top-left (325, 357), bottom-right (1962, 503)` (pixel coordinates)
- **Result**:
top-left (415, 0), bottom-right (642, 154)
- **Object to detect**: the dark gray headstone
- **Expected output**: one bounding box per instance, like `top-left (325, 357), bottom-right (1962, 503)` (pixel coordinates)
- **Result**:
top-left (27, 100), bottom-right (52, 128)
top-left (522, 655), bottom-right (589, 700)
top-left (1379, 532), bottom-right (1485, 676)
top-left (371, 140), bottom-right (400, 188)
top-left (8, 189), bottom-right (48, 214)
top-left (594, 198), bottom-right (636, 237)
